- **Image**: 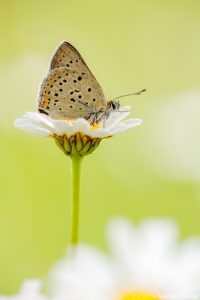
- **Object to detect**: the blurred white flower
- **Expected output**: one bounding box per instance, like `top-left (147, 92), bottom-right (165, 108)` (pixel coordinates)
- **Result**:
top-left (143, 91), bottom-right (200, 182)
top-left (48, 218), bottom-right (200, 300)
top-left (0, 280), bottom-right (48, 300)
top-left (0, 54), bottom-right (47, 127)
top-left (1, 219), bottom-right (200, 300)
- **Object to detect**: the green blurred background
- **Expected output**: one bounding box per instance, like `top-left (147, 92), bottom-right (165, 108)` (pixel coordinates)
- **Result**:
top-left (0, 0), bottom-right (200, 294)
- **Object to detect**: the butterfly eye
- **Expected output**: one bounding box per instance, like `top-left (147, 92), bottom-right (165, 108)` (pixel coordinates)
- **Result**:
top-left (111, 102), bottom-right (116, 110)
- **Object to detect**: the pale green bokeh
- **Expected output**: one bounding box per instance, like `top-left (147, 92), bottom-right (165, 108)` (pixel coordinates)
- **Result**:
top-left (0, 0), bottom-right (200, 293)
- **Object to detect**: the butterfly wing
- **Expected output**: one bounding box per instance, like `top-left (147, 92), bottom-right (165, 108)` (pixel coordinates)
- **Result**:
top-left (50, 41), bottom-right (90, 71)
top-left (49, 41), bottom-right (107, 104)
top-left (37, 67), bottom-right (107, 119)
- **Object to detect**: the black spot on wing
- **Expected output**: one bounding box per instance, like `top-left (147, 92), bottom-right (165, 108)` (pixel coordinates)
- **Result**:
top-left (39, 108), bottom-right (49, 115)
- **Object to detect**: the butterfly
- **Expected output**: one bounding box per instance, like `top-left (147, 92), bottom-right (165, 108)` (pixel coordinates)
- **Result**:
top-left (37, 41), bottom-right (145, 124)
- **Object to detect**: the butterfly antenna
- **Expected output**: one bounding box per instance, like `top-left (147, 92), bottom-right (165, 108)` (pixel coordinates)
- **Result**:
top-left (111, 89), bottom-right (146, 102)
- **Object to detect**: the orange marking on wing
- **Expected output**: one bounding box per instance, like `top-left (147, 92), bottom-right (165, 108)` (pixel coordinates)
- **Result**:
top-left (41, 94), bottom-right (49, 108)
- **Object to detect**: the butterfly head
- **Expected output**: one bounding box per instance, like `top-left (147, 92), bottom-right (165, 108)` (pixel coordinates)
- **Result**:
top-left (108, 100), bottom-right (120, 112)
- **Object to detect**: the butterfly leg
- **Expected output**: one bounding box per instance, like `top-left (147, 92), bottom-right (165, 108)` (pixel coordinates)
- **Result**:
top-left (87, 113), bottom-right (97, 125)
top-left (96, 111), bottom-right (111, 127)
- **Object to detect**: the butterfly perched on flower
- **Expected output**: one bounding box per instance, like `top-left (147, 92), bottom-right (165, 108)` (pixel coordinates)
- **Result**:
top-left (37, 41), bottom-right (145, 124)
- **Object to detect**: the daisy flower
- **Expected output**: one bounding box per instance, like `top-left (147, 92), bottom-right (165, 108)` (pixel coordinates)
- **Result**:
top-left (14, 107), bottom-right (141, 156)
top-left (14, 106), bottom-right (142, 247)
top-left (48, 218), bottom-right (200, 300)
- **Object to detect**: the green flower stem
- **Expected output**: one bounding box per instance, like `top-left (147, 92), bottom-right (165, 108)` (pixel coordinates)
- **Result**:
top-left (70, 155), bottom-right (83, 246)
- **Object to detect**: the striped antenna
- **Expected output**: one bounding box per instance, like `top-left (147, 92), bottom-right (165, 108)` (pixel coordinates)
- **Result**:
top-left (110, 89), bottom-right (146, 101)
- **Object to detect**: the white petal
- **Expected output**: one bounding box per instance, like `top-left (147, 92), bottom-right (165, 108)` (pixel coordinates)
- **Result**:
top-left (22, 112), bottom-right (55, 130)
top-left (104, 106), bottom-right (131, 127)
top-left (122, 118), bottom-right (143, 127)
top-left (14, 112), bottom-right (56, 136)
top-left (108, 217), bottom-right (200, 295)
top-left (20, 280), bottom-right (42, 295)
top-left (14, 109), bottom-right (142, 139)
top-left (0, 279), bottom-right (48, 300)
top-left (109, 119), bottom-right (141, 135)
top-left (14, 118), bottom-right (50, 136)
top-left (72, 118), bottom-right (91, 135)
top-left (48, 245), bottom-right (116, 300)
top-left (51, 119), bottom-right (73, 135)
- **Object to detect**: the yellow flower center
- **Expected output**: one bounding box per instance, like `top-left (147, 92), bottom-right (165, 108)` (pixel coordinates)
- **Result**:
top-left (120, 292), bottom-right (161, 300)
top-left (90, 122), bottom-right (101, 130)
